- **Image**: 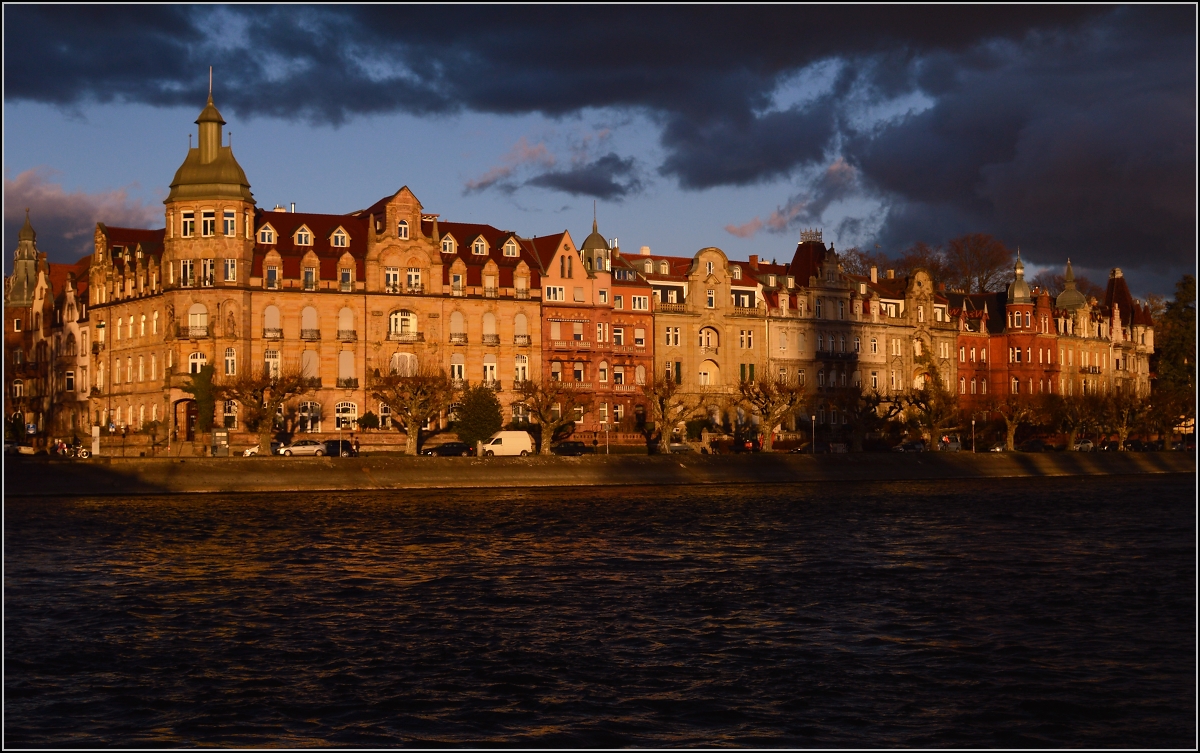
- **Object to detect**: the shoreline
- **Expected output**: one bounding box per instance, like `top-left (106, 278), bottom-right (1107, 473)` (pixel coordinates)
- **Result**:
top-left (5, 452), bottom-right (1194, 497)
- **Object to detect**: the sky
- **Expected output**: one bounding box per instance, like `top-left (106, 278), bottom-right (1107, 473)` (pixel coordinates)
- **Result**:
top-left (3, 5), bottom-right (1195, 297)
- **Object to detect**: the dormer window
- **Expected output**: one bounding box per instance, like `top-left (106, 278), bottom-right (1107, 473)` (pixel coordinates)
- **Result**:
top-left (706, 261), bottom-right (714, 276)
top-left (659, 261), bottom-right (669, 275)
top-left (473, 239), bottom-right (487, 255)
top-left (644, 260), bottom-right (653, 273)
top-left (397, 220), bottom-right (409, 239)
top-left (331, 229), bottom-right (348, 248)
top-left (731, 266), bottom-right (741, 280)
top-left (768, 275), bottom-right (776, 287)
top-left (258, 226), bottom-right (276, 244)
top-left (295, 227), bottom-right (312, 246)
top-left (441, 237), bottom-right (456, 254)
top-left (504, 240), bottom-right (519, 257)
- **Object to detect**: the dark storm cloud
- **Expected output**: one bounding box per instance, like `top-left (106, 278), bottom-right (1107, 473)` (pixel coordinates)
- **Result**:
top-left (4, 5), bottom-right (1193, 282)
top-left (526, 154), bottom-right (641, 201)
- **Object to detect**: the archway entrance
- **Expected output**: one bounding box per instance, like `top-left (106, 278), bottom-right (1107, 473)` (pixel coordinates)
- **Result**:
top-left (174, 399), bottom-right (197, 441)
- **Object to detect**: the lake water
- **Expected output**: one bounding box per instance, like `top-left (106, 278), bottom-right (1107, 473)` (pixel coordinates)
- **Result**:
top-left (4, 475), bottom-right (1195, 746)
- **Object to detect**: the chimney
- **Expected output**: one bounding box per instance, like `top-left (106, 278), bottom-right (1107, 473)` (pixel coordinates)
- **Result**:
top-left (748, 255), bottom-right (759, 269)
top-left (290, 202), bottom-right (295, 213)
top-left (887, 269), bottom-right (895, 279)
top-left (870, 265), bottom-right (877, 284)
top-left (639, 246), bottom-right (651, 256)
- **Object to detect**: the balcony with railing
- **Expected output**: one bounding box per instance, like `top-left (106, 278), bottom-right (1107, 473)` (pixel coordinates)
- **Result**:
top-left (614, 383), bottom-right (641, 393)
top-left (451, 284), bottom-right (465, 297)
top-left (571, 382), bottom-right (593, 389)
top-left (1079, 365), bottom-right (1102, 374)
top-left (483, 380), bottom-right (501, 392)
top-left (656, 302), bottom-right (687, 314)
top-left (301, 328), bottom-right (321, 341)
top-left (551, 340), bottom-right (591, 350)
top-left (449, 332), bottom-right (468, 345)
top-left (336, 377), bottom-right (360, 389)
top-left (611, 344), bottom-right (647, 354)
top-left (387, 331), bottom-right (425, 343)
top-left (406, 282), bottom-right (424, 295)
top-left (483, 287), bottom-right (499, 299)
top-left (340, 280), bottom-right (353, 292)
top-left (699, 346), bottom-right (719, 356)
top-left (337, 329), bottom-right (358, 342)
top-left (263, 327), bottom-right (283, 340)
top-left (302, 377), bottom-right (322, 389)
top-left (179, 323), bottom-right (208, 339)
top-left (515, 288), bottom-right (531, 300)
top-left (815, 350), bottom-right (856, 361)
top-left (482, 334), bottom-right (501, 346)
top-left (514, 334), bottom-right (531, 346)
top-left (385, 283), bottom-right (402, 294)
top-left (732, 305), bottom-right (765, 317)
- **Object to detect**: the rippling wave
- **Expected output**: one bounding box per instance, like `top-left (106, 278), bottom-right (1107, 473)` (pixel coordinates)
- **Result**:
top-left (5, 475), bottom-right (1195, 746)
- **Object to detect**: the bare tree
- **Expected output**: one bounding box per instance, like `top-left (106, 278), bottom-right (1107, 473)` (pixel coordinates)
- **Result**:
top-left (368, 362), bottom-right (457, 455)
top-left (737, 376), bottom-right (806, 452)
top-left (642, 373), bottom-right (703, 454)
top-left (1042, 392), bottom-right (1101, 450)
top-left (514, 379), bottom-right (593, 454)
top-left (829, 385), bottom-right (903, 451)
top-left (838, 246), bottom-right (891, 277)
top-left (895, 241), bottom-right (953, 286)
top-left (216, 366), bottom-right (314, 454)
top-left (1103, 389), bottom-right (1152, 451)
top-left (901, 355), bottom-right (960, 448)
top-left (945, 233), bottom-right (1014, 293)
top-left (985, 391), bottom-right (1042, 451)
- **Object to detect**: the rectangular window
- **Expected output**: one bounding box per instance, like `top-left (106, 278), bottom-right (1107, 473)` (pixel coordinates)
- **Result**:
top-left (599, 402), bottom-right (608, 424)
top-left (180, 259), bottom-right (194, 287)
top-left (546, 286), bottom-right (565, 302)
top-left (201, 210), bottom-right (216, 237)
top-left (181, 211), bottom-right (195, 237)
top-left (706, 289), bottom-right (715, 308)
top-left (550, 321), bottom-right (561, 341)
top-left (340, 268), bottom-right (352, 291)
top-left (613, 294), bottom-right (624, 310)
top-left (599, 289), bottom-right (608, 304)
top-left (224, 258), bottom-right (237, 282)
top-left (304, 267), bottom-right (317, 291)
top-left (667, 289), bottom-right (678, 304)
top-left (674, 361), bottom-right (682, 384)
top-left (632, 295), bottom-right (649, 311)
top-left (871, 371), bottom-right (878, 389)
top-left (407, 268), bottom-right (422, 290)
top-left (959, 346), bottom-right (966, 362)
top-left (201, 258), bottom-right (215, 287)
top-left (385, 267), bottom-right (400, 293)
top-left (266, 266), bottom-right (279, 290)
top-left (572, 322), bottom-right (584, 341)
top-left (223, 210), bottom-right (236, 236)
top-left (613, 327), bottom-right (624, 346)
top-left (634, 328), bottom-right (646, 347)
top-left (65, 371), bottom-right (75, 392)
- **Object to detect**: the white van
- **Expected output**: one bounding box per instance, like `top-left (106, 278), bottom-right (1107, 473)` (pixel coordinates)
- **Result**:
top-left (481, 430), bottom-right (535, 457)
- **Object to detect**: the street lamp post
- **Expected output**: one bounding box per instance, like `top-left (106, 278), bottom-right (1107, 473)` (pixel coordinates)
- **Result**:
top-left (811, 415), bottom-right (816, 455)
top-left (972, 418), bottom-right (976, 453)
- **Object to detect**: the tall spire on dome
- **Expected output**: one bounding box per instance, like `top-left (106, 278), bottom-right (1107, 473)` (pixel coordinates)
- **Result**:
top-left (18, 207), bottom-right (36, 243)
top-left (167, 76), bottom-right (254, 204)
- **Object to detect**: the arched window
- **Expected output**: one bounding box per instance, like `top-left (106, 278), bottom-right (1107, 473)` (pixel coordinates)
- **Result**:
top-left (870, 337), bottom-right (878, 354)
top-left (613, 365), bottom-right (625, 384)
top-left (699, 327), bottom-right (718, 348)
top-left (335, 402), bottom-right (358, 430)
top-left (189, 352), bottom-right (208, 374)
top-left (337, 307), bottom-right (355, 338)
top-left (11, 379), bottom-right (23, 398)
top-left (188, 303), bottom-right (208, 337)
top-left (397, 220), bottom-right (409, 239)
top-left (573, 361), bottom-right (585, 382)
top-left (298, 401), bottom-right (321, 433)
top-left (482, 312), bottom-right (497, 344)
top-left (731, 266), bottom-right (741, 279)
top-left (818, 369), bottom-right (825, 387)
top-left (224, 347), bottom-right (236, 376)
top-left (223, 400), bottom-right (238, 429)
top-left (116, 317), bottom-right (123, 340)
top-left (513, 312), bottom-right (528, 337)
top-left (599, 361), bottom-right (609, 382)
top-left (301, 306), bottom-right (319, 339)
top-left (264, 305), bottom-right (281, 337)
top-left (338, 351), bottom-right (355, 385)
top-left (301, 350), bottom-right (320, 380)
top-left (389, 310), bottom-right (415, 335)
top-left (390, 351), bottom-right (417, 377)
top-left (153, 311), bottom-right (159, 334)
top-left (959, 377), bottom-right (966, 394)
top-left (379, 403), bottom-right (392, 429)
top-left (659, 261), bottom-right (669, 275)
top-left (450, 311), bottom-right (466, 337)
top-left (635, 364), bottom-right (646, 385)
top-left (139, 314), bottom-right (146, 337)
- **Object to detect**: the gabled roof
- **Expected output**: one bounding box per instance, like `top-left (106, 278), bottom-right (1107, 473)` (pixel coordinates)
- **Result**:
top-left (435, 221), bottom-right (541, 288)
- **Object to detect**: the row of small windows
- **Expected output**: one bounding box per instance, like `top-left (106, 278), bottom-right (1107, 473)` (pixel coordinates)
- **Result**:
top-left (441, 236), bottom-right (520, 257)
top-left (177, 209), bottom-right (250, 239)
top-left (255, 225), bottom-right (350, 247)
top-left (550, 361), bottom-right (647, 385)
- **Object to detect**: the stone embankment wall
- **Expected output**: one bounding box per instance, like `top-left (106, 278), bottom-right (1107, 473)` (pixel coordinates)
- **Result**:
top-left (6, 452), bottom-right (1194, 497)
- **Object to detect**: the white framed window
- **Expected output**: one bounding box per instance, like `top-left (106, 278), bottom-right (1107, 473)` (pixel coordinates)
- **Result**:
top-left (441, 236), bottom-right (456, 254)
top-left (201, 258), bottom-right (215, 287)
top-left (295, 227), bottom-right (312, 245)
top-left (545, 286), bottom-right (565, 302)
top-left (303, 267), bottom-right (317, 291)
top-left (299, 401), bottom-right (321, 433)
top-left (504, 240), bottom-right (518, 257)
top-left (473, 239), bottom-right (487, 255)
top-left (182, 211), bottom-right (195, 237)
top-left (264, 349), bottom-right (280, 378)
top-left (139, 314), bottom-right (146, 337)
top-left (514, 354), bottom-right (528, 383)
top-left (201, 210), bottom-right (216, 237)
top-left (599, 361), bottom-right (609, 383)
top-left (389, 309), bottom-right (416, 335)
top-left (384, 267), bottom-right (400, 293)
top-left (332, 229), bottom-right (348, 247)
top-left (666, 326), bottom-right (680, 346)
top-left (614, 294), bottom-right (624, 310)
top-left (336, 402), bottom-right (358, 430)
top-left (180, 259), bottom-right (194, 287)
top-left (188, 352), bottom-right (208, 374)
top-left (258, 226), bottom-right (275, 244)
top-left (224, 258), bottom-right (237, 282)
top-left (706, 289), bottom-right (715, 308)
top-left (731, 266), bottom-right (741, 279)
top-left (225, 347), bottom-right (236, 376)
top-left (224, 400), bottom-right (238, 429)
top-left (739, 329), bottom-right (753, 349)
top-left (854, 336), bottom-right (861, 352)
top-left (632, 295), bottom-right (649, 311)
top-left (223, 210), bottom-right (236, 236)
top-left (266, 265), bottom-right (280, 290)
top-left (397, 220), bottom-right (409, 239)
top-left (706, 261), bottom-right (714, 276)
top-left (870, 337), bottom-right (878, 354)
top-left (407, 268), bottom-right (422, 290)
top-left (613, 327), bottom-right (624, 346)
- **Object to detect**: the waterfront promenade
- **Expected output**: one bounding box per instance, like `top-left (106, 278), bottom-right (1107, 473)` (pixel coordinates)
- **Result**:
top-left (6, 452), bottom-right (1193, 497)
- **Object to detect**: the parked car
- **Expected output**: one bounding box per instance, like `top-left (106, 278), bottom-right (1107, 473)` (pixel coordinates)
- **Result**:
top-left (1098, 440), bottom-right (1121, 451)
top-left (421, 441), bottom-right (475, 457)
top-left (790, 441), bottom-right (832, 454)
top-left (988, 443), bottom-right (1006, 452)
top-left (324, 439), bottom-right (358, 457)
top-left (938, 434), bottom-right (962, 451)
top-left (279, 439), bottom-right (327, 456)
top-left (481, 430), bottom-right (535, 457)
top-left (551, 440), bottom-right (593, 456)
top-left (893, 440), bottom-right (926, 452)
top-left (243, 442), bottom-right (283, 456)
top-left (1018, 438), bottom-right (1051, 452)
top-left (1072, 439), bottom-right (1094, 452)
top-left (668, 442), bottom-right (694, 454)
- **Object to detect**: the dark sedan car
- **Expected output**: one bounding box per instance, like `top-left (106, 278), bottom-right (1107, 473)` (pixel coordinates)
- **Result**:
top-left (324, 439), bottom-right (358, 457)
top-left (892, 440), bottom-right (926, 452)
top-left (421, 441), bottom-right (475, 457)
top-left (551, 441), bottom-right (594, 456)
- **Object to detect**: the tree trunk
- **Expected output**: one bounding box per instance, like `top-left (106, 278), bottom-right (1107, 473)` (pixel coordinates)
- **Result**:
top-left (1067, 427), bottom-right (1079, 450)
top-left (761, 424), bottom-right (775, 452)
top-left (657, 427), bottom-right (671, 455)
top-left (257, 427), bottom-right (273, 455)
top-left (405, 427), bottom-right (420, 455)
top-left (1005, 421), bottom-right (1018, 451)
top-left (1117, 425), bottom-right (1129, 451)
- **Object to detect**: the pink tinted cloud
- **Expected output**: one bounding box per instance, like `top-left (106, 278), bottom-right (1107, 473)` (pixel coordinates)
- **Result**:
top-left (4, 167), bottom-right (160, 258)
top-left (725, 158), bottom-right (859, 239)
top-left (464, 137), bottom-right (557, 193)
